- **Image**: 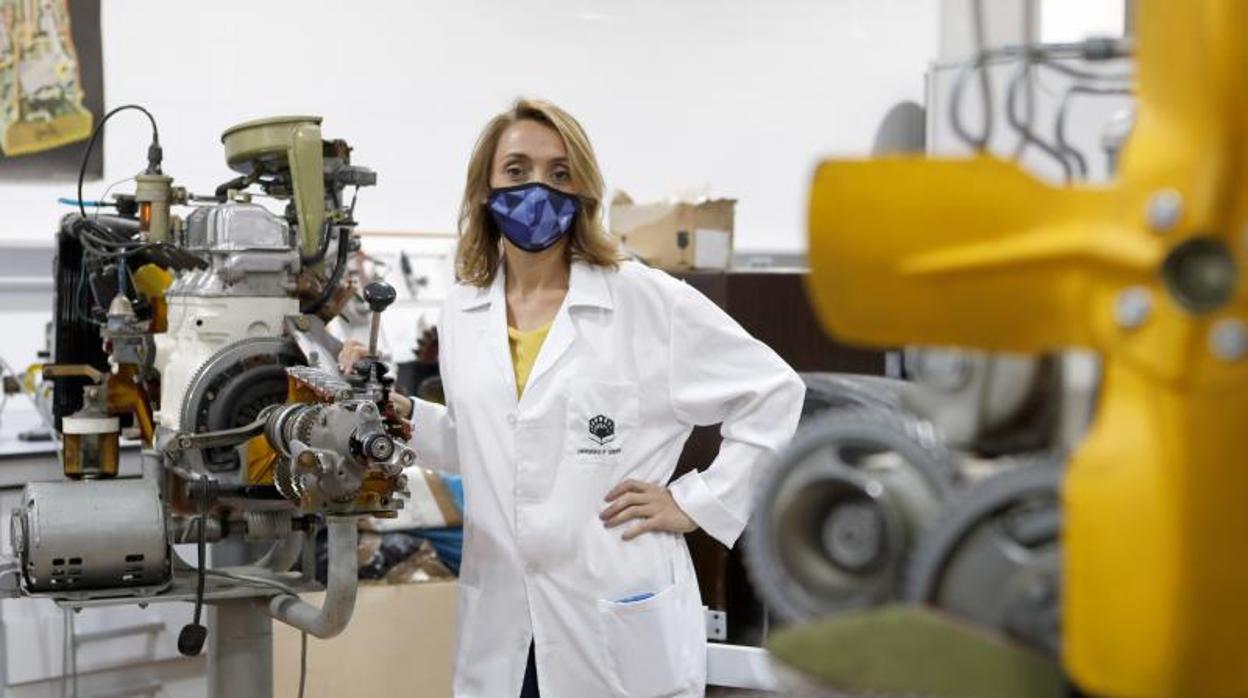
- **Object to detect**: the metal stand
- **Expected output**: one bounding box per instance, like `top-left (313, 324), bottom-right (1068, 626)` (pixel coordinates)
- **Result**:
top-left (206, 537), bottom-right (278, 698)
top-left (208, 598), bottom-right (274, 698)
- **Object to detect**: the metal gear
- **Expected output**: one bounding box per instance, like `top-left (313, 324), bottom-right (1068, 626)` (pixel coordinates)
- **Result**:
top-left (904, 464), bottom-right (1062, 656)
top-left (179, 337), bottom-right (303, 473)
top-left (273, 455), bottom-right (298, 502)
top-left (744, 406), bottom-right (956, 623)
top-left (292, 405), bottom-right (323, 446)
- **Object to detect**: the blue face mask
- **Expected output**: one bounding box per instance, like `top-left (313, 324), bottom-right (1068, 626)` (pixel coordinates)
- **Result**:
top-left (487, 182), bottom-right (580, 253)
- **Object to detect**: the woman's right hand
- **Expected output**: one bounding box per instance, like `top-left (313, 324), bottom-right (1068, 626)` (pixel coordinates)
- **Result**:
top-left (338, 340), bottom-right (414, 420)
top-left (337, 339), bottom-right (370, 373)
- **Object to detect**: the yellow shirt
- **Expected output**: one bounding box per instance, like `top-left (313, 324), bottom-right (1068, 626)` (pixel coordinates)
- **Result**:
top-left (507, 321), bottom-right (553, 398)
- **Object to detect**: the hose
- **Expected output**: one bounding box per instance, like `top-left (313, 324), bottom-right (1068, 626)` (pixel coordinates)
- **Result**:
top-left (301, 227), bottom-right (351, 315)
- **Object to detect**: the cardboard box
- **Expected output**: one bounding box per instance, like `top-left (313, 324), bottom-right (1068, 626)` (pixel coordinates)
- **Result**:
top-left (610, 193), bottom-right (735, 271)
top-left (273, 581), bottom-right (458, 696)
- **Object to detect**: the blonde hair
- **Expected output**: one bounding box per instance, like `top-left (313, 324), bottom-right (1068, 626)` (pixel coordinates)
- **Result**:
top-left (456, 98), bottom-right (621, 287)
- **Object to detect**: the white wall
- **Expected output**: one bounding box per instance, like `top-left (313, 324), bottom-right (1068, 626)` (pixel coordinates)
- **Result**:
top-left (938, 0), bottom-right (1032, 61)
top-left (0, 0), bottom-right (939, 254)
top-left (1040, 0), bottom-right (1126, 43)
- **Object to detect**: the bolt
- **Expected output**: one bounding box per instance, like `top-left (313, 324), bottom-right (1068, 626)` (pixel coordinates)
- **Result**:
top-left (864, 480), bottom-right (883, 498)
top-left (1210, 319), bottom-right (1248, 361)
top-left (295, 317), bottom-right (311, 331)
top-left (1162, 237), bottom-right (1237, 313)
top-left (1147, 189), bottom-right (1183, 233)
top-left (1115, 286), bottom-right (1153, 330)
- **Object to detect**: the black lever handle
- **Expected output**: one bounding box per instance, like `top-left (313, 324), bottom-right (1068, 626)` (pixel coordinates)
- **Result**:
top-left (364, 282), bottom-right (396, 313)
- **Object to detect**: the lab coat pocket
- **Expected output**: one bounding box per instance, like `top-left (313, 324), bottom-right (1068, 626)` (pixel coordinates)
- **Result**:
top-left (565, 379), bottom-right (640, 465)
top-left (597, 578), bottom-right (703, 697)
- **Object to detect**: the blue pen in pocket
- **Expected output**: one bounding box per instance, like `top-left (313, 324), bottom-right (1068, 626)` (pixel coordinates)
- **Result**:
top-left (615, 592), bottom-right (654, 604)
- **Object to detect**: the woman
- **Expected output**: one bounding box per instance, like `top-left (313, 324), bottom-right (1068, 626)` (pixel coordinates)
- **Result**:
top-left (344, 98), bottom-right (804, 697)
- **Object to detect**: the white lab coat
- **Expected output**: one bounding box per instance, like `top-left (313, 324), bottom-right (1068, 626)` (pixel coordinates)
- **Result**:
top-left (409, 260), bottom-right (804, 697)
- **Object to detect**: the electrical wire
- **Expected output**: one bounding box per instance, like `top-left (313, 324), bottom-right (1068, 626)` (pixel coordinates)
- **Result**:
top-left (1010, 0), bottom-right (1037, 160)
top-left (299, 632), bottom-right (308, 698)
top-left (61, 607), bottom-right (78, 698)
top-left (949, 0), bottom-right (995, 151)
top-left (197, 569), bottom-right (309, 696)
top-left (68, 104), bottom-right (200, 269)
top-left (60, 608), bottom-right (68, 698)
top-left (91, 170), bottom-right (142, 220)
top-left (70, 610), bottom-right (78, 698)
top-left (970, 0), bottom-right (992, 147)
top-left (201, 569), bottom-right (302, 596)
top-left (300, 220), bottom-right (334, 266)
top-left (1055, 84), bottom-right (1136, 179)
top-left (301, 227), bottom-right (351, 315)
top-left (1034, 55), bottom-right (1132, 83)
top-left (947, 28), bottom-right (1134, 169)
top-left (1004, 61), bottom-right (1075, 182)
top-left (75, 104), bottom-right (160, 222)
top-left (193, 482), bottom-right (207, 626)
top-left (176, 479), bottom-right (211, 657)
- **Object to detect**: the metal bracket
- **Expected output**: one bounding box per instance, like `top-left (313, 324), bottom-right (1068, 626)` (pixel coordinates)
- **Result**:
top-left (163, 409), bottom-right (273, 453)
top-left (705, 608), bottom-right (727, 641)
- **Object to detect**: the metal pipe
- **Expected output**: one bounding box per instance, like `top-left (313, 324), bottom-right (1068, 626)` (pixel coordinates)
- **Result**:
top-left (266, 516), bottom-right (358, 638)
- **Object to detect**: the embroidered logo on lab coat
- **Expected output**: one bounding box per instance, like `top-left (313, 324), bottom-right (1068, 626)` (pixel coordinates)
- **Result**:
top-left (588, 415), bottom-right (615, 444)
top-left (579, 414), bottom-right (622, 457)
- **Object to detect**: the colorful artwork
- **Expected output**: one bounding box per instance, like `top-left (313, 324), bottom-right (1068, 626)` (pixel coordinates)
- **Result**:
top-left (0, 0), bottom-right (100, 180)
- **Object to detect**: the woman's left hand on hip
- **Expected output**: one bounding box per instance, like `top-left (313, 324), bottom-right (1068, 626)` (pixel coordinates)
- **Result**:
top-left (601, 479), bottom-right (698, 540)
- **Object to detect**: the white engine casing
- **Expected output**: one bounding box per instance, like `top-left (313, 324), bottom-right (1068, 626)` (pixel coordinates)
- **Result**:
top-left (154, 295), bottom-right (298, 431)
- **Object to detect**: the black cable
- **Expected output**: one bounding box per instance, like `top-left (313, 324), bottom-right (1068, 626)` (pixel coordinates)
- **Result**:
top-left (177, 479), bottom-right (210, 656)
top-left (68, 104), bottom-right (204, 266)
top-left (1004, 61), bottom-right (1074, 182)
top-left (75, 104), bottom-right (160, 221)
top-left (299, 632), bottom-right (308, 698)
top-left (949, 0), bottom-right (995, 151)
top-left (300, 220), bottom-right (334, 266)
top-left (195, 483), bottom-right (207, 622)
top-left (301, 228), bottom-right (351, 315)
top-left (1010, 0), bottom-right (1037, 160)
top-left (214, 176), bottom-right (246, 202)
top-left (970, 0), bottom-right (993, 148)
top-left (1035, 56), bottom-right (1132, 83)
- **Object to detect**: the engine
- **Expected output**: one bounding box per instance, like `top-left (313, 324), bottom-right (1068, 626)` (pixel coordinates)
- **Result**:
top-left (6, 113), bottom-right (409, 672)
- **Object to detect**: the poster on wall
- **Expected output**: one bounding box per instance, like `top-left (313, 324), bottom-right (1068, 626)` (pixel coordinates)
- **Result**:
top-left (0, 0), bottom-right (103, 181)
